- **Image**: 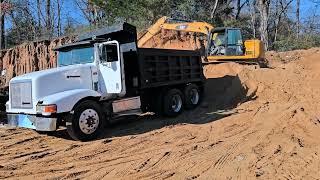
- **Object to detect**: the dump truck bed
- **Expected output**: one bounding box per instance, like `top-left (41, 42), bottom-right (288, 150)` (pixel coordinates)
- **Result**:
top-left (138, 48), bottom-right (204, 89)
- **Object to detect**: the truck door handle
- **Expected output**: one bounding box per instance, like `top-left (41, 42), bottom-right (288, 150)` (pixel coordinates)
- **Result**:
top-left (66, 75), bottom-right (81, 78)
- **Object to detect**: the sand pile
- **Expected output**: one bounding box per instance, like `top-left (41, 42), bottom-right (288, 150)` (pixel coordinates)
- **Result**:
top-left (203, 63), bottom-right (259, 110)
top-left (1, 31), bottom-right (320, 178)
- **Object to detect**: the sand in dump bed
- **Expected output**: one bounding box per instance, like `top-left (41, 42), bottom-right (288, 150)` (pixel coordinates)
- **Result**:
top-left (1, 48), bottom-right (320, 179)
top-left (139, 30), bottom-right (201, 50)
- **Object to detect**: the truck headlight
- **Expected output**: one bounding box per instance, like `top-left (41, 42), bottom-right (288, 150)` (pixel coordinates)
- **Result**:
top-left (37, 104), bottom-right (57, 115)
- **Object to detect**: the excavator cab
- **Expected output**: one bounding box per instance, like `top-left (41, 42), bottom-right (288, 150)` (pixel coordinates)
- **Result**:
top-left (206, 27), bottom-right (265, 64)
top-left (208, 28), bottom-right (244, 56)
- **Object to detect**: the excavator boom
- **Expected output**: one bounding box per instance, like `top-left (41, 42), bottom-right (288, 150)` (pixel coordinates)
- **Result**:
top-left (138, 16), bottom-right (213, 47)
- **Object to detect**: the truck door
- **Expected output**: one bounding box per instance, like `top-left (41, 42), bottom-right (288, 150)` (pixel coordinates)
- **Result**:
top-left (98, 41), bottom-right (122, 95)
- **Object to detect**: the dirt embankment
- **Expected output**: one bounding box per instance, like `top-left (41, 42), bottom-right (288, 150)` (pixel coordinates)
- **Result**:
top-left (0, 37), bottom-right (75, 87)
top-left (1, 48), bottom-right (320, 179)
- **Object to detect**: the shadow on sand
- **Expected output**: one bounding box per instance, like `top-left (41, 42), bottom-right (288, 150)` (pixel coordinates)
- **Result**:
top-left (48, 75), bottom-right (257, 140)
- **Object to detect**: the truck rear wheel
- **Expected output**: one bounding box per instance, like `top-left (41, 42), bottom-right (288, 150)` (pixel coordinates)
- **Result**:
top-left (184, 84), bottom-right (201, 109)
top-left (163, 89), bottom-right (184, 117)
top-left (66, 100), bottom-right (105, 141)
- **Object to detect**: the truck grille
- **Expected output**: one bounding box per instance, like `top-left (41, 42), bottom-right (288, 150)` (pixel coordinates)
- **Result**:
top-left (10, 81), bottom-right (33, 109)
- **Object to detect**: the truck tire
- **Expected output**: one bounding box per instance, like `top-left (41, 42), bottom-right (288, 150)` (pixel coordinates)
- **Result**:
top-left (163, 89), bottom-right (184, 117)
top-left (184, 84), bottom-right (201, 109)
top-left (66, 100), bottom-right (105, 141)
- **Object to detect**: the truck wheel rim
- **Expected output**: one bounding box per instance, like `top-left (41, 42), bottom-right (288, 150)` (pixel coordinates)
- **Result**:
top-left (171, 94), bottom-right (182, 113)
top-left (190, 89), bottom-right (199, 105)
top-left (79, 109), bottom-right (100, 135)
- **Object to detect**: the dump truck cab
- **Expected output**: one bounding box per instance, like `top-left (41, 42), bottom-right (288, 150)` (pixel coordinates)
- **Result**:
top-left (6, 23), bottom-right (139, 135)
top-left (55, 40), bottom-right (127, 99)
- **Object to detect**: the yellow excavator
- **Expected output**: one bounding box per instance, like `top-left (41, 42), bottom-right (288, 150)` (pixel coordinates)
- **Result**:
top-left (138, 16), bottom-right (266, 66)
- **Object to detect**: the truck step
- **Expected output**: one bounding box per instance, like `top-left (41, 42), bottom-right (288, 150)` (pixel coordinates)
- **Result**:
top-left (113, 109), bottom-right (143, 118)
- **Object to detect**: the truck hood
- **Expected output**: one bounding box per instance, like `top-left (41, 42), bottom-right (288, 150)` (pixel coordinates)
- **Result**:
top-left (9, 64), bottom-right (95, 113)
top-left (11, 64), bottom-right (93, 82)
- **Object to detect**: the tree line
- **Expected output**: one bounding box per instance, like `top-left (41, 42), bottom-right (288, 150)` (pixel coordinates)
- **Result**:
top-left (0, 0), bottom-right (319, 51)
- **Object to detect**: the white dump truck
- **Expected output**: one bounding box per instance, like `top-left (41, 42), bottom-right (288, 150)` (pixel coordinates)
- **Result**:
top-left (5, 23), bottom-right (205, 141)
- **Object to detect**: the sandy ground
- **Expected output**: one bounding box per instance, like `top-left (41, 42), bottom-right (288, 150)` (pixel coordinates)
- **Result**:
top-left (1, 48), bottom-right (320, 179)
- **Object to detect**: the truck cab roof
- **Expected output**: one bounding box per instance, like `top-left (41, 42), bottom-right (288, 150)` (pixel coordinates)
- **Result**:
top-left (54, 41), bottom-right (93, 51)
top-left (54, 22), bottom-right (138, 52)
top-left (77, 22), bottom-right (137, 42)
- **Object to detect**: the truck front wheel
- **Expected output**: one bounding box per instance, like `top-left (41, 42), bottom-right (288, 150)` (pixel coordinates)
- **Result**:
top-left (66, 100), bottom-right (105, 141)
top-left (163, 89), bottom-right (184, 117)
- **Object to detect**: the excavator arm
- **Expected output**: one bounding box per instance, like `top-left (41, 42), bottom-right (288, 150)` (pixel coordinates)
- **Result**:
top-left (138, 16), bottom-right (214, 47)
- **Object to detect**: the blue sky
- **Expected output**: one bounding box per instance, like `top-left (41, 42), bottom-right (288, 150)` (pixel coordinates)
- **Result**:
top-left (299, 0), bottom-right (320, 20)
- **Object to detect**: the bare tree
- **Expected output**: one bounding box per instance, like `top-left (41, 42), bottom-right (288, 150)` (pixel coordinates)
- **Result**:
top-left (0, 1), bottom-right (13, 47)
top-left (36, 0), bottom-right (41, 31)
top-left (75, 0), bottom-right (104, 26)
top-left (0, 0), bottom-right (5, 50)
top-left (211, 0), bottom-right (219, 18)
top-left (236, 0), bottom-right (249, 19)
top-left (21, 4), bottom-right (37, 39)
top-left (56, 0), bottom-right (61, 36)
top-left (209, 0), bottom-right (234, 23)
top-left (64, 14), bottom-right (76, 35)
top-left (296, 0), bottom-right (300, 37)
top-left (248, 0), bottom-right (257, 38)
top-left (46, 0), bottom-right (52, 37)
top-left (257, 0), bottom-right (270, 50)
top-left (273, 0), bottom-right (293, 42)
top-left (9, 2), bottom-right (36, 38)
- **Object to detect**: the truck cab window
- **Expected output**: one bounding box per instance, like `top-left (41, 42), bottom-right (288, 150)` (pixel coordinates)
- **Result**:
top-left (58, 47), bottom-right (94, 67)
top-left (101, 44), bottom-right (119, 63)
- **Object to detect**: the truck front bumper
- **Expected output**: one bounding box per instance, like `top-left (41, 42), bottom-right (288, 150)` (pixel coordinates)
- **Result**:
top-left (6, 114), bottom-right (57, 131)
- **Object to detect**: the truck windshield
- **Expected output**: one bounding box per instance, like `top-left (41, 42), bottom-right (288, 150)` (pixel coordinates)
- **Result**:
top-left (58, 47), bottom-right (94, 66)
